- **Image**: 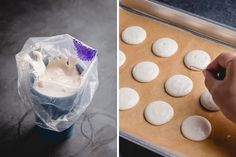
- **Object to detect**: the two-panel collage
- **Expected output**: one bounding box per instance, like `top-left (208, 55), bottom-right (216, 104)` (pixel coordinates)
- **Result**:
top-left (1, 0), bottom-right (236, 157)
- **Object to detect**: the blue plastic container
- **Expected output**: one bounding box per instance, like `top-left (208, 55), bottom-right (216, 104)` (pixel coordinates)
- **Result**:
top-left (29, 72), bottom-right (80, 141)
top-left (36, 124), bottom-right (74, 141)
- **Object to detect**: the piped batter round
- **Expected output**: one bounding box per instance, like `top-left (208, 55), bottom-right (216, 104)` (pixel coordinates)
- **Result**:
top-left (181, 115), bottom-right (212, 141)
top-left (200, 90), bottom-right (219, 111)
top-left (119, 50), bottom-right (126, 67)
top-left (119, 87), bottom-right (139, 110)
top-left (152, 38), bottom-right (178, 57)
top-left (122, 26), bottom-right (147, 45)
top-left (145, 101), bottom-right (174, 125)
top-left (184, 50), bottom-right (211, 71)
top-left (165, 74), bottom-right (193, 97)
top-left (132, 61), bottom-right (159, 83)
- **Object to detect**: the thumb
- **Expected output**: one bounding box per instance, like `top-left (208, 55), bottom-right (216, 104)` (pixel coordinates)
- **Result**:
top-left (203, 69), bottom-right (220, 94)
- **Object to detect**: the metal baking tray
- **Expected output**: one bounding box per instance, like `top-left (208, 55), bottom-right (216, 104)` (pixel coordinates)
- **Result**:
top-left (120, 0), bottom-right (236, 156)
top-left (120, 0), bottom-right (236, 48)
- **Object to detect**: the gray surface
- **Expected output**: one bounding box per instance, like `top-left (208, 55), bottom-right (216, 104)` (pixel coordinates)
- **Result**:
top-left (156, 0), bottom-right (236, 28)
top-left (0, 0), bottom-right (117, 157)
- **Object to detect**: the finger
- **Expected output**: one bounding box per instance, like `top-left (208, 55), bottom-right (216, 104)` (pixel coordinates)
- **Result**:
top-left (204, 69), bottom-right (220, 94)
top-left (207, 52), bottom-right (236, 71)
top-left (206, 56), bottom-right (222, 72)
top-left (225, 59), bottom-right (236, 82)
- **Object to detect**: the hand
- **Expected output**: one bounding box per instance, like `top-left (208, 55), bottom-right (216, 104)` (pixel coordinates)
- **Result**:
top-left (203, 52), bottom-right (236, 123)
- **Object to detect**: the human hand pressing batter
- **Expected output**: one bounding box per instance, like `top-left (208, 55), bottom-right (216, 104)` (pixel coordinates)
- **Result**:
top-left (203, 52), bottom-right (236, 123)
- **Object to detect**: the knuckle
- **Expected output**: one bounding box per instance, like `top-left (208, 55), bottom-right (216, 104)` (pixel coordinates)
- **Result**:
top-left (219, 52), bottom-right (229, 60)
top-left (220, 52), bottom-right (228, 57)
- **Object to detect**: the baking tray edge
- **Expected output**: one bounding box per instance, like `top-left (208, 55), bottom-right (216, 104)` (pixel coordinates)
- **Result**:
top-left (120, 0), bottom-right (236, 48)
top-left (120, 130), bottom-right (182, 157)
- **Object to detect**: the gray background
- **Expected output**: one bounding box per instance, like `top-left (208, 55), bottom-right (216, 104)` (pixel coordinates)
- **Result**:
top-left (0, 0), bottom-right (117, 157)
top-left (157, 0), bottom-right (236, 28)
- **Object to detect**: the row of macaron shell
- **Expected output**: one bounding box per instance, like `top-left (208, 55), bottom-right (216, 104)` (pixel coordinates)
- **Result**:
top-left (119, 26), bottom-right (219, 141)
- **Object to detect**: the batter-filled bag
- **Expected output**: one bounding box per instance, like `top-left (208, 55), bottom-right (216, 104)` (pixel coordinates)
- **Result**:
top-left (16, 34), bottom-right (98, 132)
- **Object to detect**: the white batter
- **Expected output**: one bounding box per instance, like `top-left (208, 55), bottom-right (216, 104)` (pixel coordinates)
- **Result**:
top-left (33, 55), bottom-right (80, 97)
top-left (152, 38), bottom-right (178, 57)
top-left (145, 101), bottom-right (174, 125)
top-left (165, 74), bottom-right (193, 97)
top-left (132, 61), bottom-right (159, 83)
top-left (184, 50), bottom-right (211, 71)
top-left (181, 115), bottom-right (212, 141)
top-left (119, 50), bottom-right (126, 67)
top-left (200, 90), bottom-right (219, 111)
top-left (24, 51), bottom-right (46, 76)
top-left (122, 26), bottom-right (147, 45)
top-left (119, 87), bottom-right (139, 110)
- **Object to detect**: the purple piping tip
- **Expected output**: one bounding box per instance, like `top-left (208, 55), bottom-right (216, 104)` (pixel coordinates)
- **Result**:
top-left (73, 39), bottom-right (96, 61)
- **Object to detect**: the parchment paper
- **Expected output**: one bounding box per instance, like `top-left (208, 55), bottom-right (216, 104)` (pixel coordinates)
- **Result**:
top-left (119, 8), bottom-right (236, 157)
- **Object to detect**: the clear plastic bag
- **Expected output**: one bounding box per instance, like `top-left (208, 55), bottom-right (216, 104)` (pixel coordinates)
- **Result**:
top-left (16, 34), bottom-right (99, 132)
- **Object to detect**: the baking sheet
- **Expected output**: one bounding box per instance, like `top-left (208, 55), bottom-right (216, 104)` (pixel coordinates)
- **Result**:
top-left (121, 0), bottom-right (236, 47)
top-left (119, 8), bottom-right (236, 157)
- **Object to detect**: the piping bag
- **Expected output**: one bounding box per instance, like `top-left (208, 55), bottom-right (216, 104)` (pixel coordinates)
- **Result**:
top-left (16, 34), bottom-right (99, 140)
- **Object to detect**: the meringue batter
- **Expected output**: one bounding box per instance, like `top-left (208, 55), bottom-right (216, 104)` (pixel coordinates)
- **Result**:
top-left (33, 56), bottom-right (81, 97)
